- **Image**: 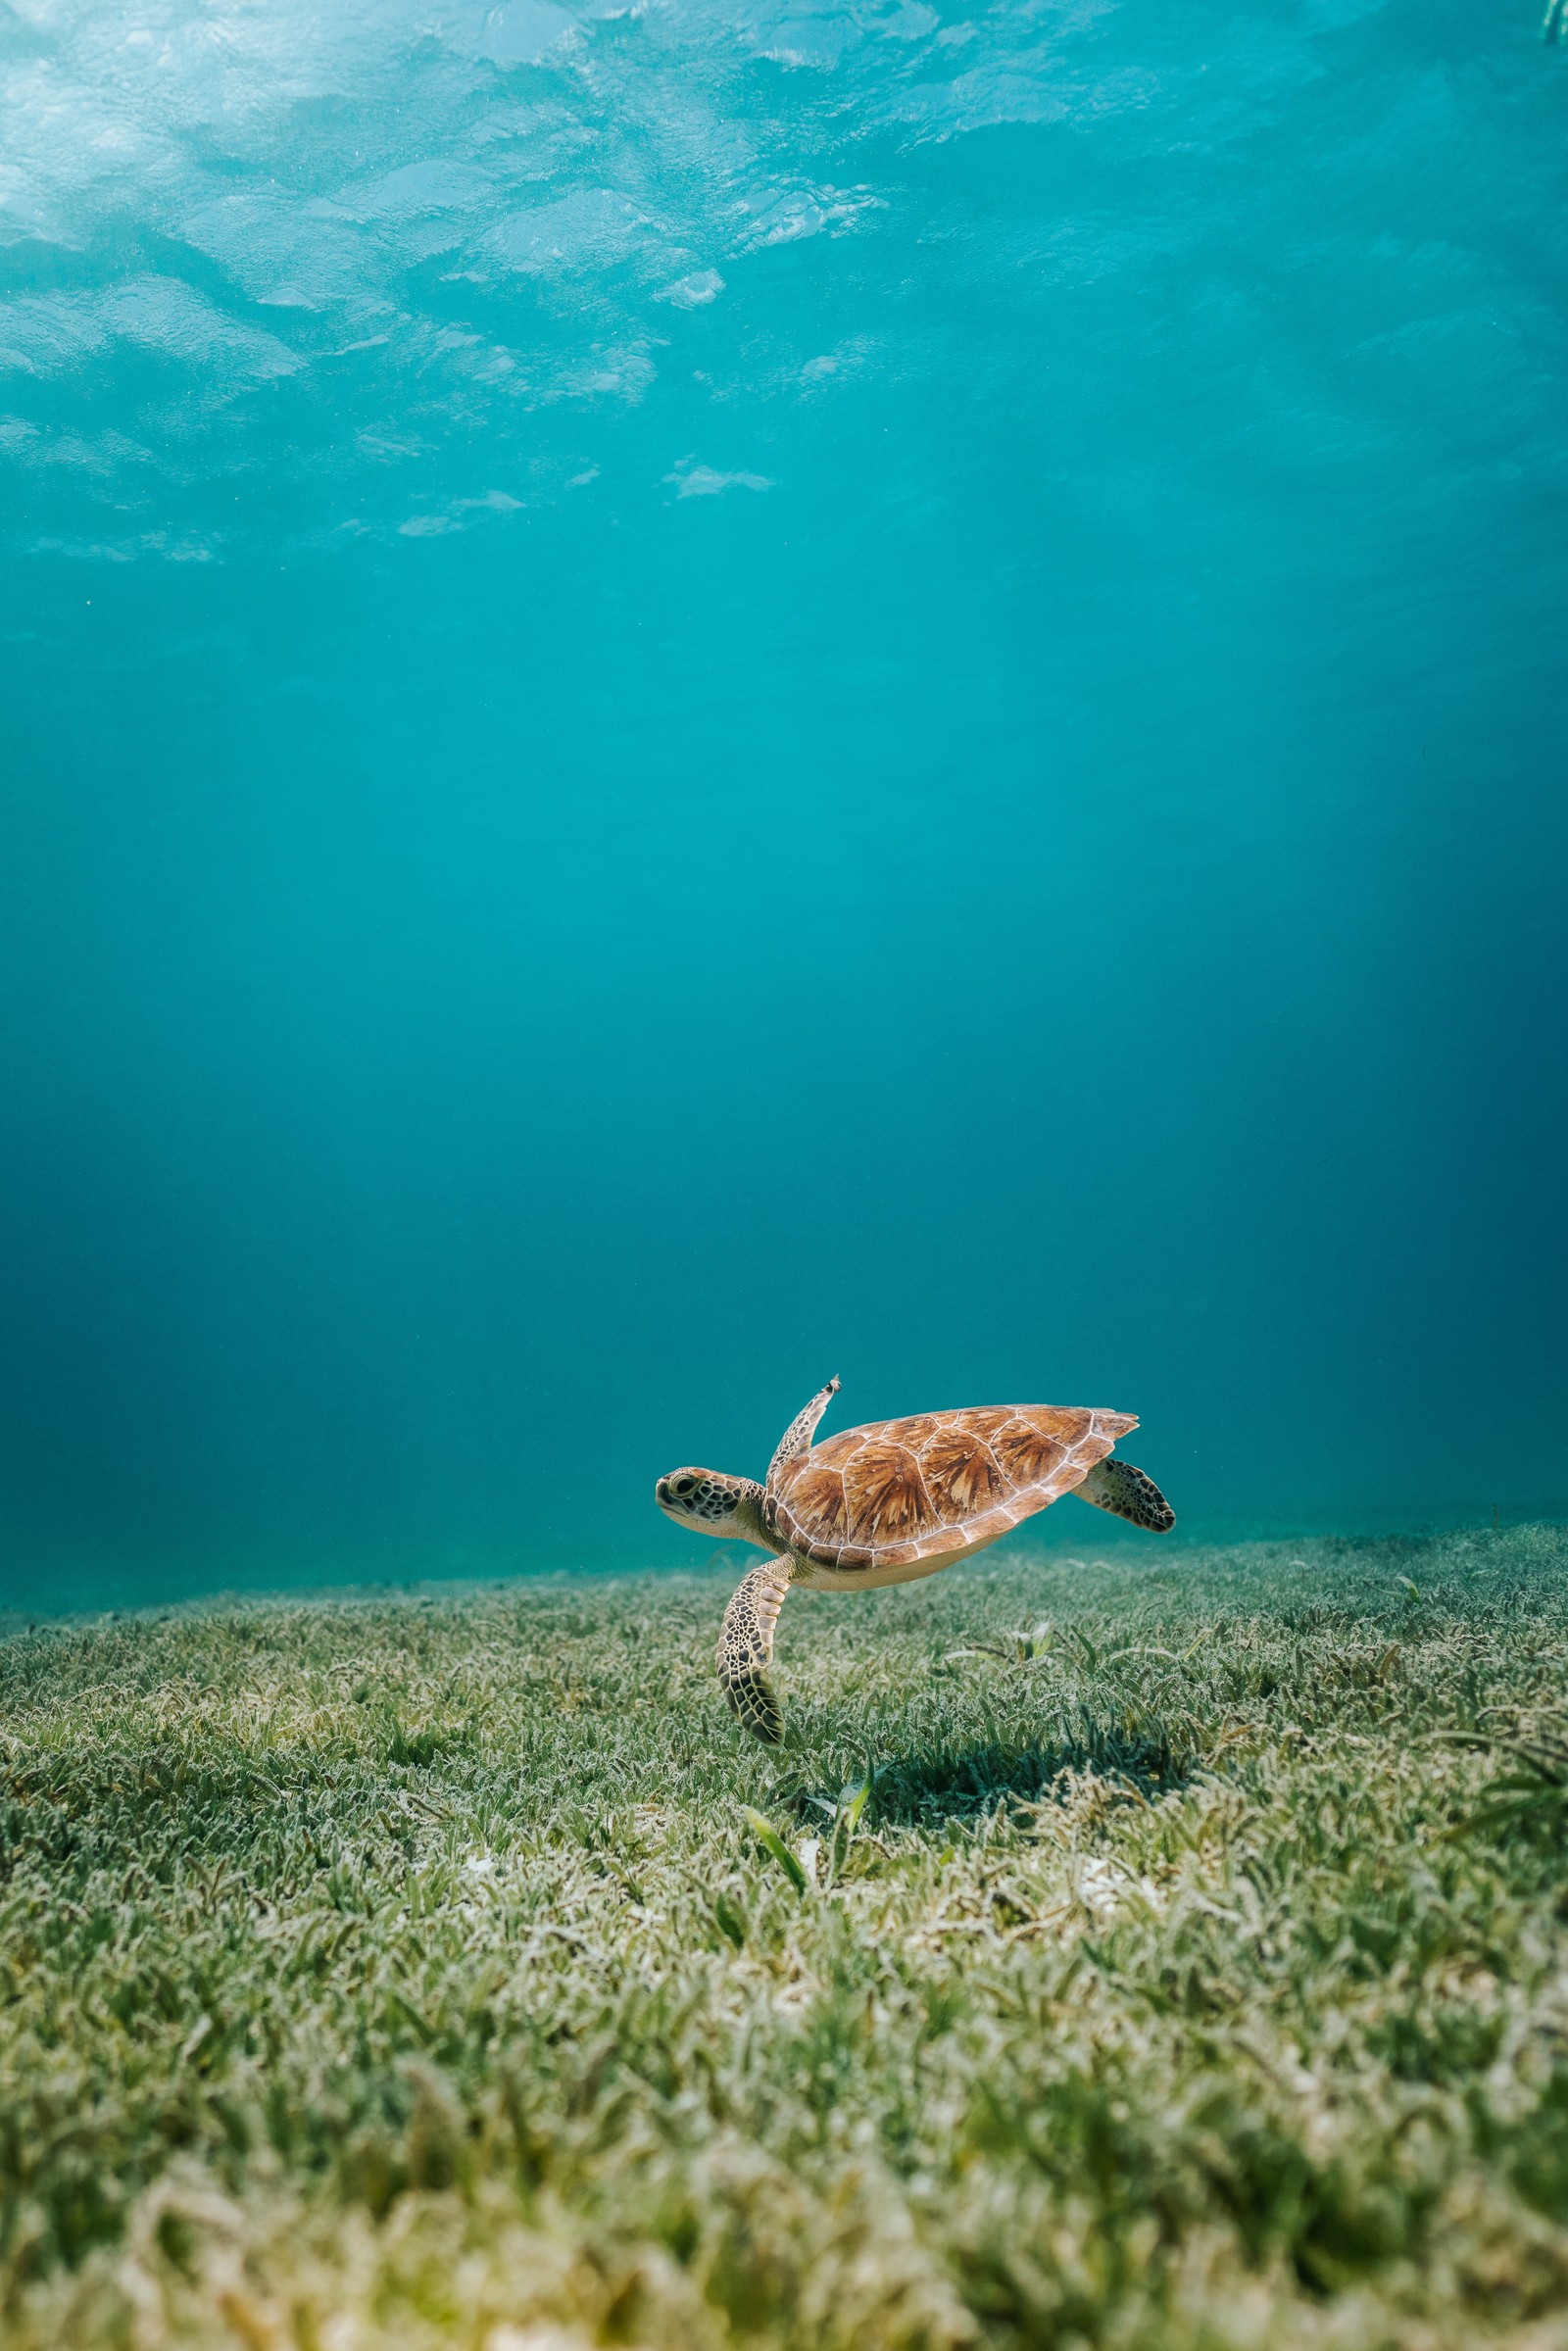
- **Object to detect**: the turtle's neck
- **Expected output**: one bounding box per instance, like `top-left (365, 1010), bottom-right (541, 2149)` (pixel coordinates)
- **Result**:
top-left (733, 1478), bottom-right (786, 1554)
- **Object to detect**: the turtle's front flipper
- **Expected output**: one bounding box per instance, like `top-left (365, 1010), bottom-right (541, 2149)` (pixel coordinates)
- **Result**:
top-left (718, 1557), bottom-right (795, 1741)
top-left (766, 1376), bottom-right (840, 1486)
top-left (1078, 1458), bottom-right (1175, 1532)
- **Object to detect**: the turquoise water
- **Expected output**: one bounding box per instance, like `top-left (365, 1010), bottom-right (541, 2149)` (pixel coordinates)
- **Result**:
top-left (1, 0), bottom-right (1565, 1608)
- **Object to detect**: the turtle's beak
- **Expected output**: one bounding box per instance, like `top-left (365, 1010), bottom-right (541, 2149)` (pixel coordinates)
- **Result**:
top-left (656, 1469), bottom-right (708, 1522)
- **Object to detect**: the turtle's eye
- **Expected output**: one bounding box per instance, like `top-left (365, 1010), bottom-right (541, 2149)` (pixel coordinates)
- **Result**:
top-left (674, 1476), bottom-right (696, 1496)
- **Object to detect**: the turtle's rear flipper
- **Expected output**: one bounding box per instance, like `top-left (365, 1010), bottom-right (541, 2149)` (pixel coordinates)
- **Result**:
top-left (1079, 1458), bottom-right (1175, 1533)
top-left (718, 1558), bottom-right (793, 1742)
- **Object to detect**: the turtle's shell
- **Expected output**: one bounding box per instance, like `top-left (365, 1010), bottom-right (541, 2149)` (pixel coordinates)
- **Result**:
top-left (762, 1405), bottom-right (1135, 1573)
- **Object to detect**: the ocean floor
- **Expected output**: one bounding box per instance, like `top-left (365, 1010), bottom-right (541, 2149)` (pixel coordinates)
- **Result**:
top-left (3, 1526), bottom-right (1568, 2348)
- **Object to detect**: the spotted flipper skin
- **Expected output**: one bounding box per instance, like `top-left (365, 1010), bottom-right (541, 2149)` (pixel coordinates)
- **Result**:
top-left (718, 1557), bottom-right (794, 1742)
top-left (1079, 1456), bottom-right (1176, 1532)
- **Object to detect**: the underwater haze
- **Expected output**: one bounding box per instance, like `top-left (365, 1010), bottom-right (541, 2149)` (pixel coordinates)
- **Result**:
top-left (1, 0), bottom-right (1565, 1609)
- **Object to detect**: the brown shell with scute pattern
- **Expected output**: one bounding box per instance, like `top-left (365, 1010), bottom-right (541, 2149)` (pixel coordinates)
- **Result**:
top-left (761, 1405), bottom-right (1137, 1572)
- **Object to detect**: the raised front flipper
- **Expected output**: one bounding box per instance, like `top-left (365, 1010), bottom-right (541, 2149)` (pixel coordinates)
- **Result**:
top-left (1078, 1457), bottom-right (1176, 1532)
top-left (717, 1556), bottom-right (795, 1742)
top-left (766, 1376), bottom-right (841, 1488)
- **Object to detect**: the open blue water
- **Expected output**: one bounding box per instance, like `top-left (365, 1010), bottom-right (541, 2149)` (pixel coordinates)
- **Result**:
top-left (1, 0), bottom-right (1565, 1608)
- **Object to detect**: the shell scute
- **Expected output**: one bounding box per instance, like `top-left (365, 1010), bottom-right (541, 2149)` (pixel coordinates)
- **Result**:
top-left (886, 1413), bottom-right (939, 1448)
top-left (842, 1442), bottom-right (935, 1544)
top-left (947, 1406), bottom-right (1014, 1443)
top-left (919, 1430), bottom-right (1008, 1521)
top-left (1091, 1409), bottom-right (1139, 1442)
top-left (990, 1417), bottom-right (1070, 1488)
top-left (782, 1463), bottom-right (848, 1543)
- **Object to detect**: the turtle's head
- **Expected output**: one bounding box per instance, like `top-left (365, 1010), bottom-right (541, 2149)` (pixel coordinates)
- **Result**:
top-left (655, 1468), bottom-right (758, 1538)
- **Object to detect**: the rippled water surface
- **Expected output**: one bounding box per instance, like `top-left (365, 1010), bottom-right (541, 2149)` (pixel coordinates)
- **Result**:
top-left (2, 0), bottom-right (1565, 1602)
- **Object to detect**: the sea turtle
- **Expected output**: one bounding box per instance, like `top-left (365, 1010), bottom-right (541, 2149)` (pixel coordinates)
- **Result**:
top-left (655, 1378), bottom-right (1174, 1741)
